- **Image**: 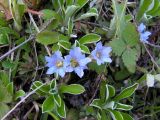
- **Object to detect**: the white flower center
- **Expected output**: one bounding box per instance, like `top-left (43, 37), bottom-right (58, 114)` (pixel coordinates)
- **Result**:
top-left (71, 59), bottom-right (79, 67)
top-left (56, 61), bottom-right (63, 68)
top-left (96, 52), bottom-right (101, 58)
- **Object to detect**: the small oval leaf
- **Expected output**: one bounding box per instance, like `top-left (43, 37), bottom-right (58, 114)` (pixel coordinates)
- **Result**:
top-left (114, 83), bottom-right (139, 101)
top-left (79, 33), bottom-right (101, 44)
top-left (36, 31), bottom-right (59, 45)
top-left (79, 44), bottom-right (90, 54)
top-left (15, 90), bottom-right (25, 100)
top-left (56, 100), bottom-right (66, 118)
top-left (42, 96), bottom-right (55, 113)
top-left (59, 84), bottom-right (85, 95)
top-left (58, 41), bottom-right (71, 50)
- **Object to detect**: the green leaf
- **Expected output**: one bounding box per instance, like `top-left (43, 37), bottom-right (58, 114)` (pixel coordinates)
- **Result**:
top-left (65, 5), bottom-right (80, 25)
top-left (75, 8), bottom-right (98, 21)
top-left (66, 0), bottom-right (74, 6)
top-left (100, 110), bottom-right (108, 120)
top-left (2, 59), bottom-right (15, 69)
top-left (106, 84), bottom-right (109, 101)
top-left (59, 34), bottom-right (70, 42)
top-left (122, 22), bottom-right (139, 47)
top-left (0, 18), bottom-right (7, 27)
top-left (109, 38), bottom-right (126, 56)
top-left (100, 81), bottom-right (115, 105)
top-left (136, 0), bottom-right (152, 21)
top-left (103, 101), bottom-right (115, 110)
top-left (108, 110), bottom-right (123, 120)
top-left (97, 112), bottom-right (102, 120)
top-left (15, 90), bottom-right (25, 100)
top-left (121, 112), bottom-right (133, 120)
top-left (76, 0), bottom-right (89, 8)
top-left (79, 33), bottom-right (101, 44)
top-left (53, 94), bottom-right (61, 107)
top-left (36, 31), bottom-right (59, 45)
top-left (68, 18), bottom-right (73, 35)
top-left (42, 96), bottom-right (55, 113)
top-left (59, 84), bottom-right (85, 95)
top-left (90, 99), bottom-right (102, 110)
top-left (31, 81), bottom-right (50, 96)
top-left (100, 81), bottom-right (107, 101)
top-left (79, 44), bottom-right (90, 54)
top-left (46, 20), bottom-right (60, 30)
top-left (56, 100), bottom-right (66, 118)
top-left (0, 34), bottom-right (8, 44)
top-left (0, 70), bottom-right (10, 86)
top-left (122, 48), bottom-right (137, 73)
top-left (111, 0), bottom-right (127, 36)
top-left (52, 44), bottom-right (59, 52)
top-left (147, 0), bottom-right (160, 16)
top-left (115, 69), bottom-right (131, 81)
top-left (0, 27), bottom-right (19, 38)
top-left (108, 85), bottom-right (116, 98)
top-left (50, 80), bottom-right (57, 90)
top-left (88, 62), bottom-right (106, 74)
top-left (114, 83), bottom-right (139, 101)
top-left (0, 83), bottom-right (12, 103)
top-left (32, 81), bottom-right (50, 93)
top-left (115, 103), bottom-right (133, 111)
top-left (0, 103), bottom-right (9, 119)
top-left (52, 0), bottom-right (64, 12)
top-left (6, 82), bottom-right (14, 95)
top-left (58, 41), bottom-right (71, 50)
top-left (11, 0), bottom-right (26, 31)
top-left (41, 9), bottom-right (56, 20)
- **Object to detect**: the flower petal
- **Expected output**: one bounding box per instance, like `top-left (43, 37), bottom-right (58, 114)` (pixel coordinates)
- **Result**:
top-left (97, 59), bottom-right (103, 65)
top-left (58, 68), bottom-right (65, 77)
top-left (46, 62), bottom-right (54, 67)
top-left (79, 57), bottom-right (91, 66)
top-left (45, 56), bottom-right (52, 62)
top-left (140, 31), bottom-right (151, 43)
top-left (102, 47), bottom-right (112, 55)
top-left (142, 31), bottom-right (151, 38)
top-left (66, 66), bottom-right (74, 72)
top-left (96, 42), bottom-right (103, 50)
top-left (46, 66), bottom-right (56, 74)
top-left (70, 47), bottom-right (84, 59)
top-left (75, 67), bottom-right (84, 78)
top-left (91, 50), bottom-right (97, 59)
top-left (138, 23), bottom-right (146, 33)
top-left (102, 57), bottom-right (112, 63)
top-left (54, 51), bottom-right (62, 58)
top-left (64, 55), bottom-right (72, 66)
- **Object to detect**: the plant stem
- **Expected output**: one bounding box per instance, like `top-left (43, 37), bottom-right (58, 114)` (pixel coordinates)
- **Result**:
top-left (1, 83), bottom-right (46, 120)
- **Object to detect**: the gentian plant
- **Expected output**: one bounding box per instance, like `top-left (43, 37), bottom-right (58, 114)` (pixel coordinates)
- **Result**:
top-left (4, 0), bottom-right (160, 120)
top-left (64, 47), bottom-right (91, 78)
top-left (45, 51), bottom-right (67, 77)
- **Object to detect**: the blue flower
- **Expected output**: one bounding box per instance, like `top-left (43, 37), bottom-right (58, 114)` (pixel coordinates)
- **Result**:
top-left (45, 51), bottom-right (67, 77)
top-left (138, 23), bottom-right (151, 43)
top-left (91, 42), bottom-right (112, 65)
top-left (64, 47), bottom-right (91, 78)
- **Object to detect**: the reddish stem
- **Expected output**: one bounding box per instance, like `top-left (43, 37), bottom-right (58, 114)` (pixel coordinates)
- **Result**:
top-left (27, 9), bottom-right (43, 16)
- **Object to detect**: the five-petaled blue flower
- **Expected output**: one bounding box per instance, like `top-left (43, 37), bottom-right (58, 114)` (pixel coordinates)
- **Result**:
top-left (91, 42), bottom-right (112, 65)
top-left (45, 51), bottom-right (67, 77)
top-left (64, 47), bottom-right (91, 78)
top-left (138, 23), bottom-right (151, 43)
